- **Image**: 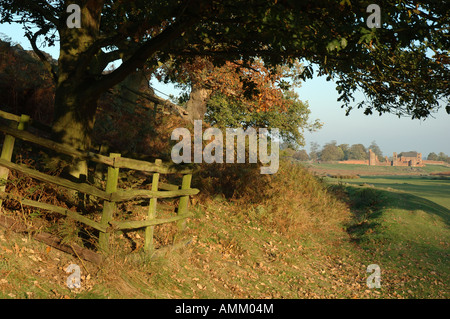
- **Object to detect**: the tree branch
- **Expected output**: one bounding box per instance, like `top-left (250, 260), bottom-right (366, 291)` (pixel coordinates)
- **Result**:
top-left (86, 17), bottom-right (199, 97)
top-left (94, 49), bottom-right (123, 71)
top-left (122, 86), bottom-right (189, 120)
top-left (23, 0), bottom-right (60, 27)
top-left (25, 27), bottom-right (57, 82)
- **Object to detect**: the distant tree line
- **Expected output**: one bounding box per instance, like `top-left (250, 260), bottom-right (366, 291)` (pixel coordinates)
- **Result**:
top-left (281, 140), bottom-right (384, 162)
top-left (282, 141), bottom-right (450, 165)
top-left (427, 152), bottom-right (450, 164)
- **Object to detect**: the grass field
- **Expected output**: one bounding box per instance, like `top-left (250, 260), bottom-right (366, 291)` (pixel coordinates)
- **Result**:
top-left (332, 175), bottom-right (450, 210)
top-left (0, 161), bottom-right (448, 299)
top-left (318, 163), bottom-right (450, 298)
top-left (338, 183), bottom-right (449, 298)
top-left (305, 162), bottom-right (450, 177)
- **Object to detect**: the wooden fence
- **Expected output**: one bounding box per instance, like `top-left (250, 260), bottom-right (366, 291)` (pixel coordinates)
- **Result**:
top-left (0, 110), bottom-right (199, 254)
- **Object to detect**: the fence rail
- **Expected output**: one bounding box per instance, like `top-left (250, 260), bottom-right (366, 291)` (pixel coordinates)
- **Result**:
top-left (0, 110), bottom-right (199, 255)
top-left (0, 123), bottom-right (194, 174)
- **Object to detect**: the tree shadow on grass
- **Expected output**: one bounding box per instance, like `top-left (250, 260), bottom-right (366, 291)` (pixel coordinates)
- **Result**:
top-left (341, 185), bottom-right (450, 296)
top-left (342, 185), bottom-right (450, 242)
top-left (355, 175), bottom-right (450, 204)
top-left (343, 186), bottom-right (385, 241)
top-left (380, 189), bottom-right (450, 226)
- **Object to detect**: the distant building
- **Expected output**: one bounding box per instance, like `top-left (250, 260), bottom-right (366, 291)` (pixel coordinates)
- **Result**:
top-left (339, 150), bottom-right (448, 167)
top-left (368, 149), bottom-right (423, 167)
top-left (339, 150), bottom-right (425, 166)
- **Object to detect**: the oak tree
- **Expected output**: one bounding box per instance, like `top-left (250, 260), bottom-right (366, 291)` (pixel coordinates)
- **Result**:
top-left (1, 0), bottom-right (448, 177)
top-left (368, 140), bottom-right (384, 161)
top-left (348, 143), bottom-right (368, 160)
top-left (320, 140), bottom-right (345, 161)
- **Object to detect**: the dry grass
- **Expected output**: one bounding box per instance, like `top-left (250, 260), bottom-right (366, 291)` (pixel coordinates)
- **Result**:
top-left (430, 171), bottom-right (450, 176)
top-left (80, 161), bottom-right (361, 299)
top-left (255, 161), bottom-right (351, 236)
top-left (5, 159), bottom-right (445, 299)
top-left (1, 159), bottom-right (369, 299)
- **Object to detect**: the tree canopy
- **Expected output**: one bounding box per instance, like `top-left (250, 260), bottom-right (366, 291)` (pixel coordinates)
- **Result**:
top-left (368, 140), bottom-right (385, 161)
top-left (155, 55), bottom-right (320, 146)
top-left (348, 143), bottom-right (368, 160)
top-left (0, 0), bottom-right (448, 160)
top-left (320, 141), bottom-right (345, 162)
top-left (427, 152), bottom-right (438, 161)
top-left (2, 1), bottom-right (448, 114)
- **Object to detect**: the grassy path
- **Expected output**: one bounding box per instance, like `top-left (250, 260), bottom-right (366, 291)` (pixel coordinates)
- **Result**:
top-left (336, 181), bottom-right (449, 298)
top-left (336, 175), bottom-right (450, 210)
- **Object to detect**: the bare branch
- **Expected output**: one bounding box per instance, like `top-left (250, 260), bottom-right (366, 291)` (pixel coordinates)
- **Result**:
top-left (25, 28), bottom-right (57, 82)
top-left (123, 86), bottom-right (189, 120)
top-left (23, 0), bottom-right (60, 27)
top-left (86, 17), bottom-right (199, 97)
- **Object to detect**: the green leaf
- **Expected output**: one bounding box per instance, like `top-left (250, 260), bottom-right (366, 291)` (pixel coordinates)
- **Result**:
top-left (326, 39), bottom-right (340, 52)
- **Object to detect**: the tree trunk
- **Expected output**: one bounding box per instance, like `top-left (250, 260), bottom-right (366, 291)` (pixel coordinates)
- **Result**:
top-left (52, 82), bottom-right (98, 181)
top-left (118, 69), bottom-right (148, 113)
top-left (186, 84), bottom-right (211, 123)
top-left (52, 5), bottom-right (103, 181)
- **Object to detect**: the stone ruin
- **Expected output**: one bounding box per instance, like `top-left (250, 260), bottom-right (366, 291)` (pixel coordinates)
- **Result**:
top-left (368, 149), bottom-right (424, 167)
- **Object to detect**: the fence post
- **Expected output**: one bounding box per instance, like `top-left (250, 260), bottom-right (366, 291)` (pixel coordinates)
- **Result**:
top-left (177, 173), bottom-right (192, 231)
top-left (98, 153), bottom-right (120, 252)
top-left (144, 159), bottom-right (161, 253)
top-left (93, 144), bottom-right (109, 187)
top-left (0, 114), bottom-right (30, 210)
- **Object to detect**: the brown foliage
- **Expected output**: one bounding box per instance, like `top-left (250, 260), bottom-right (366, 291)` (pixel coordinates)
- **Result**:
top-left (157, 56), bottom-right (303, 113)
top-left (0, 41), bottom-right (55, 124)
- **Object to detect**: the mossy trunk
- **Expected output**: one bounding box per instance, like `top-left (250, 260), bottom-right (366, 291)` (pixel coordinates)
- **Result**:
top-left (51, 5), bottom-right (102, 181)
top-left (186, 84), bottom-right (211, 123)
top-left (51, 81), bottom-right (99, 206)
top-left (52, 88), bottom-right (97, 180)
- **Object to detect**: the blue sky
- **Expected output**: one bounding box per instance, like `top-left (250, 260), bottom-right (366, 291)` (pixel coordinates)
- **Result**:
top-left (296, 74), bottom-right (450, 157)
top-left (1, 22), bottom-right (449, 158)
